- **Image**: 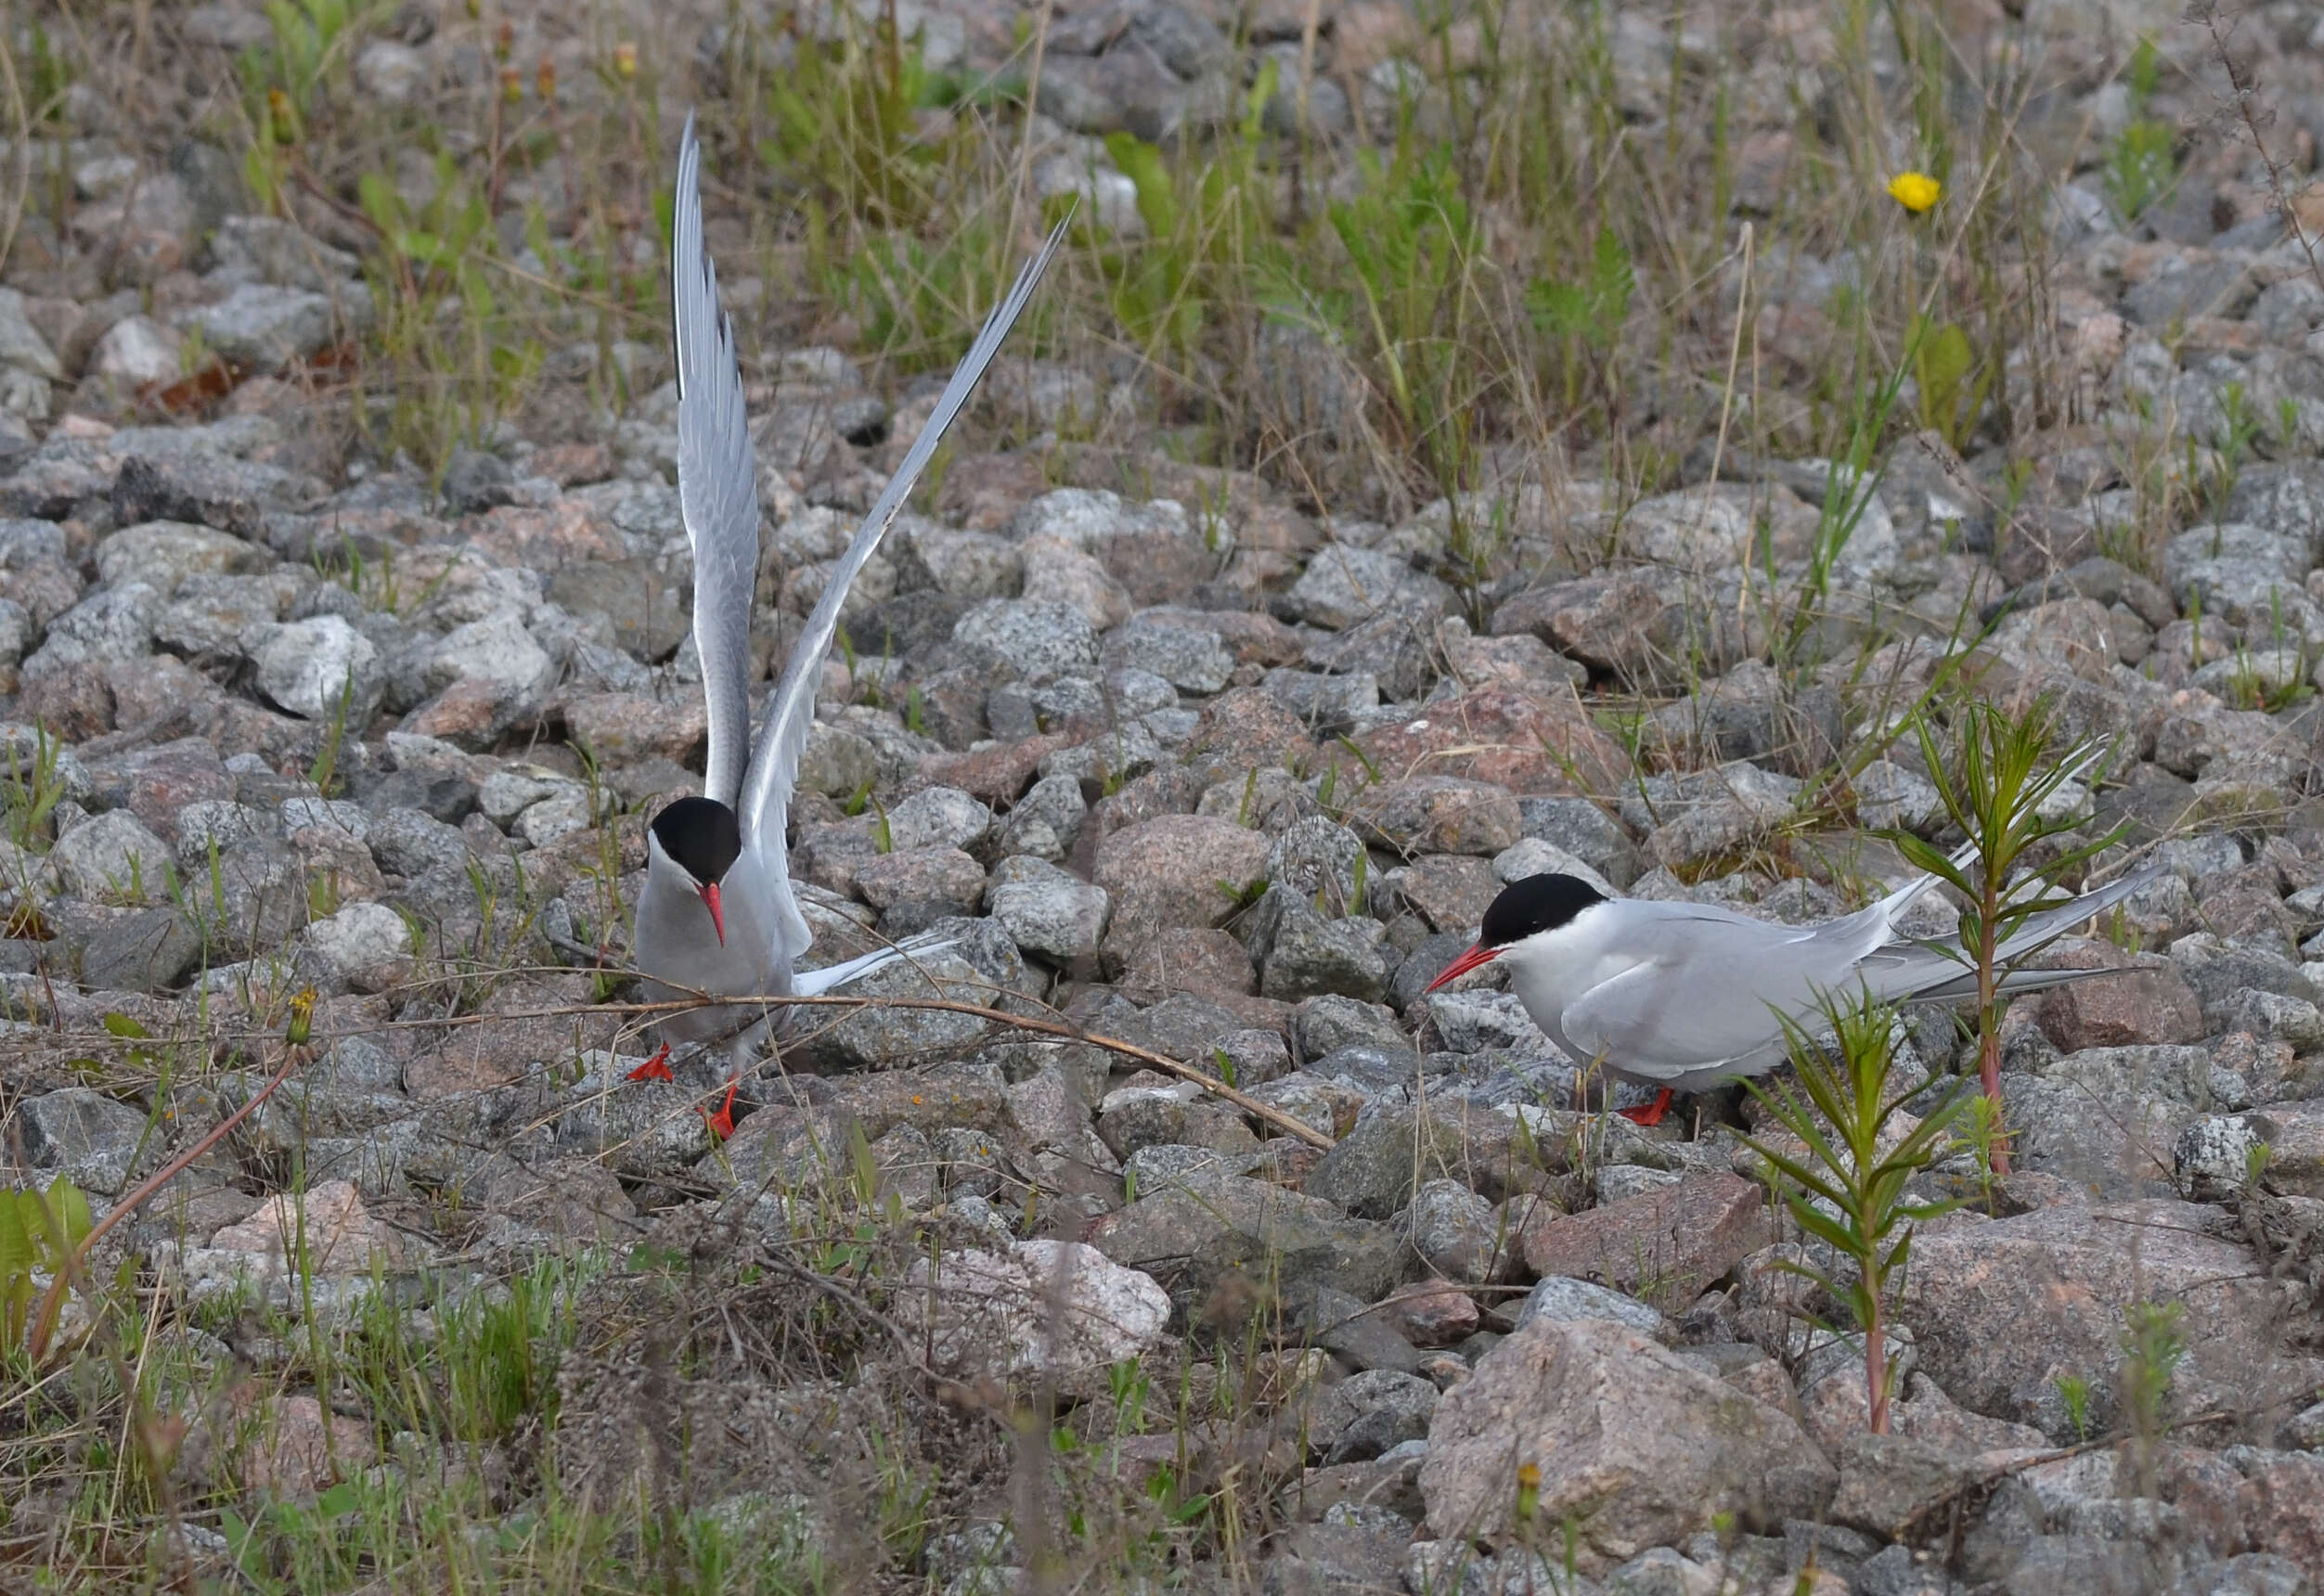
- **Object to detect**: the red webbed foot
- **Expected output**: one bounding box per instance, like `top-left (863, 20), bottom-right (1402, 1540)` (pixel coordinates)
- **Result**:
top-left (1616, 1088), bottom-right (1675, 1127)
top-left (626, 1044), bottom-right (674, 1084)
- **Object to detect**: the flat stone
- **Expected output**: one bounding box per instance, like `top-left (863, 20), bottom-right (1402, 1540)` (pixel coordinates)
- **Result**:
top-left (79, 737), bottom-right (233, 842)
top-left (560, 691), bottom-right (706, 766)
top-left (1347, 776), bottom-right (1521, 856)
top-left (1285, 544), bottom-right (1449, 629)
top-left (919, 732), bottom-right (1074, 805)
top-left (97, 517), bottom-right (267, 588)
top-left (1519, 1172), bottom-right (1772, 1312)
top-left (2034, 943), bottom-right (2204, 1051)
top-left (1827, 1430), bottom-right (2005, 1543)
top-left (1084, 1169), bottom-right (1406, 1323)
top-left (1115, 926), bottom-right (1258, 1003)
top-left (175, 280), bottom-right (364, 372)
top-left (1420, 1318), bottom-right (1837, 1570)
top-left (907, 1239), bottom-right (1170, 1396)
top-left (1307, 1102), bottom-right (1542, 1218)
top-left (1093, 814), bottom-right (1270, 949)
top-left (987, 860), bottom-right (1110, 961)
top-left (1516, 1275), bottom-right (1678, 1345)
top-left (1260, 899), bottom-right (1388, 1003)
top-left (247, 614), bottom-right (381, 722)
top-left (854, 846), bottom-right (986, 911)
top-left (1902, 1201), bottom-right (2323, 1437)
top-left (56, 904), bottom-right (202, 993)
top-left (1309, 1367), bottom-right (1439, 1463)
top-left (1385, 854), bottom-right (1498, 935)
top-left (1354, 686), bottom-right (1629, 795)
top-left (1401, 1178), bottom-right (1505, 1282)
top-left (1378, 1281), bottom-right (1480, 1348)
top-left (2252, 1102), bottom-right (2324, 1196)
top-left (19, 1087), bottom-right (148, 1193)
top-left (50, 809), bottom-right (174, 904)
top-left (1492, 571), bottom-right (1672, 676)
top-left (952, 598), bottom-right (1103, 684)
top-left (1181, 686), bottom-right (1316, 785)
top-left (209, 1179), bottom-right (403, 1273)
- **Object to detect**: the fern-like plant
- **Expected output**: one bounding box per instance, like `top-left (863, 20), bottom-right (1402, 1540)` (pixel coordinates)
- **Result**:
top-left (1740, 989), bottom-right (1967, 1434)
top-left (1887, 696), bottom-right (2121, 1176)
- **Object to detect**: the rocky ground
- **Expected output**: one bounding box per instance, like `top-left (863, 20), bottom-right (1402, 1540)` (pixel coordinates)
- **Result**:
top-left (6, 0), bottom-right (2324, 1591)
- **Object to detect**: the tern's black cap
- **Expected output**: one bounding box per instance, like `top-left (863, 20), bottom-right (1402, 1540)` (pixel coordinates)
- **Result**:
top-left (1479, 873), bottom-right (1607, 947)
top-left (651, 796), bottom-right (742, 886)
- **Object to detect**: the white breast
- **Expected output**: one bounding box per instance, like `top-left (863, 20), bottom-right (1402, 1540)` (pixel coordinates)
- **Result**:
top-left (634, 846), bottom-right (788, 1044)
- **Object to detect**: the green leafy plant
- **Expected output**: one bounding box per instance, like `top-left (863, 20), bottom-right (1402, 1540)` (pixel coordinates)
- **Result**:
top-left (1776, 328), bottom-right (1917, 670)
top-left (354, 153), bottom-right (544, 474)
top-left (3, 727), bottom-right (66, 850)
top-left (1739, 988), bottom-right (1968, 1434)
top-left (2104, 40), bottom-right (2176, 222)
top-left (1888, 696), bottom-right (2121, 1176)
top-left (2, 1178), bottom-right (94, 1346)
top-left (1320, 143), bottom-right (1476, 453)
top-left (1526, 225), bottom-right (1635, 349)
top-left (1215, 875), bottom-right (1271, 912)
top-left (844, 213), bottom-right (1019, 371)
top-left (2054, 1372), bottom-right (2093, 1441)
top-left (2120, 1301), bottom-right (2185, 1432)
top-left (762, 16), bottom-right (956, 229)
top-left (1910, 315), bottom-right (1992, 453)
top-left (1950, 1089), bottom-right (2009, 1213)
top-left (241, 0), bottom-right (361, 119)
top-left (307, 667), bottom-right (357, 797)
top-left (1100, 58), bottom-right (1280, 362)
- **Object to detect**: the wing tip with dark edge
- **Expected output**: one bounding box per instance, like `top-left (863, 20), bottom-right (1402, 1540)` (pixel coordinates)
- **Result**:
top-left (673, 112), bottom-right (695, 404)
top-left (737, 203), bottom-right (1075, 840)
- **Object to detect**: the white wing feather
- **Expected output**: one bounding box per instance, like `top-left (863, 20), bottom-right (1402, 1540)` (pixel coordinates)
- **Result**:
top-left (736, 212), bottom-right (1073, 899)
top-left (672, 113), bottom-right (759, 809)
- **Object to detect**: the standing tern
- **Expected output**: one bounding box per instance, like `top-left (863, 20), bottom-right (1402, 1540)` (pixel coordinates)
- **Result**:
top-left (1425, 859), bottom-right (2162, 1125)
top-left (632, 114), bottom-right (1069, 1069)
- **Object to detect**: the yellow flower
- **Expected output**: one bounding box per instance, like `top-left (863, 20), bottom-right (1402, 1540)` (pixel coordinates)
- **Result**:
top-left (1888, 172), bottom-right (1942, 213)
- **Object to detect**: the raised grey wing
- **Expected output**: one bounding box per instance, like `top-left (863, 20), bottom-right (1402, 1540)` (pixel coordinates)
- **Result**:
top-left (673, 112), bottom-right (759, 809)
top-left (737, 209), bottom-right (1073, 885)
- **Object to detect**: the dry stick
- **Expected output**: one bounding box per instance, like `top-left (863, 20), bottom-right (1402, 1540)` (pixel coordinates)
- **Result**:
top-left (758, 993), bottom-right (1336, 1150)
top-left (24, 1032), bottom-right (312, 1362)
top-left (374, 989), bottom-right (1337, 1150)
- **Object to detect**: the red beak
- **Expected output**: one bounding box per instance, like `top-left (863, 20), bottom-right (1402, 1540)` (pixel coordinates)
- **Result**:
top-left (699, 882), bottom-right (725, 946)
top-left (1424, 941), bottom-right (1501, 994)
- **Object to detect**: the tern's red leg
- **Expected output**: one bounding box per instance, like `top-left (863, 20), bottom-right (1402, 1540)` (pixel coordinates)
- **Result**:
top-left (626, 1043), bottom-right (674, 1083)
top-left (700, 1078), bottom-right (739, 1141)
top-left (1617, 1088), bottom-right (1674, 1127)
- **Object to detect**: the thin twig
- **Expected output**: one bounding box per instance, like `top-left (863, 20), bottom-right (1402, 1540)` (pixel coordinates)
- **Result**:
top-left (365, 984), bottom-right (1333, 1148)
top-left (25, 1023), bottom-right (313, 1362)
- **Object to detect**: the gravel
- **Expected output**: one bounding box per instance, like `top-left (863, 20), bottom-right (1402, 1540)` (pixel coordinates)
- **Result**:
top-left (13, 17), bottom-right (2324, 1582)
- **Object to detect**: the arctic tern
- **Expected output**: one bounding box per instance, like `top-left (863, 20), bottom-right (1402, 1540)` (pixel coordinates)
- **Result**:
top-left (1426, 857), bottom-right (2162, 1125)
top-left (632, 114), bottom-right (1068, 1070)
